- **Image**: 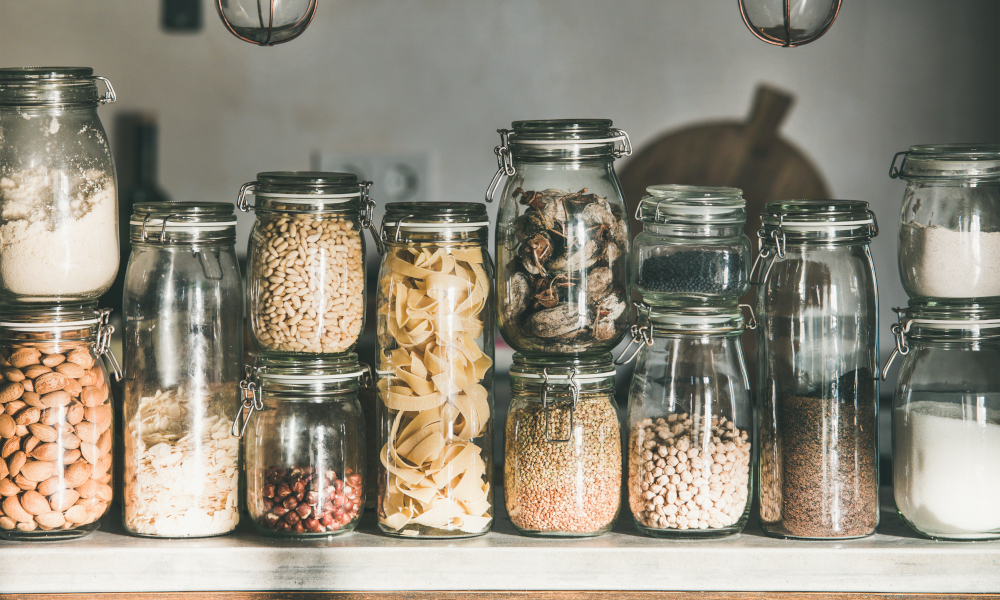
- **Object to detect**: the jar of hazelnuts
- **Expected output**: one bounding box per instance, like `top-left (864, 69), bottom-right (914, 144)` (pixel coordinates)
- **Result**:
top-left (236, 355), bottom-right (368, 537)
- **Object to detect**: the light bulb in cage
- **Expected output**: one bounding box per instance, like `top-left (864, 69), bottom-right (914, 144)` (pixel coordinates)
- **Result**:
top-left (739, 0), bottom-right (842, 48)
top-left (217, 0), bottom-right (317, 46)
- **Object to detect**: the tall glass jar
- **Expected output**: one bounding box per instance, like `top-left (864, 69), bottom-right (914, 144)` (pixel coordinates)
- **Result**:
top-left (122, 202), bottom-right (242, 538)
top-left (376, 202), bottom-right (494, 537)
top-left (0, 307), bottom-right (120, 540)
top-left (239, 355), bottom-right (367, 537)
top-left (755, 200), bottom-right (880, 539)
top-left (623, 306), bottom-right (753, 538)
top-left (631, 185), bottom-right (751, 306)
top-left (505, 354), bottom-right (620, 537)
top-left (891, 145), bottom-right (1000, 300)
top-left (886, 301), bottom-right (1000, 540)
top-left (0, 67), bottom-right (119, 304)
top-left (490, 119), bottom-right (632, 356)
top-left (240, 171), bottom-right (380, 356)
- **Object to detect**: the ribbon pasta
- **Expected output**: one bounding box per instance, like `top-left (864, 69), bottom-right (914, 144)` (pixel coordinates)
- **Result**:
top-left (378, 245), bottom-right (493, 534)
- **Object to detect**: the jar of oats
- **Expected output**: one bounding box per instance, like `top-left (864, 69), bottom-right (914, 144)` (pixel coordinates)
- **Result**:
top-left (240, 172), bottom-right (381, 356)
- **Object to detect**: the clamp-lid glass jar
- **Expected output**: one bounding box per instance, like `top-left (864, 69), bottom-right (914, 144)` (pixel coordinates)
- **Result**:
top-left (0, 306), bottom-right (120, 540)
top-left (376, 202), bottom-right (495, 538)
top-left (0, 67), bottom-right (119, 304)
top-left (622, 305), bottom-right (753, 537)
top-left (755, 200), bottom-right (880, 539)
top-left (238, 355), bottom-right (368, 537)
top-left (122, 202), bottom-right (242, 538)
top-left (505, 353), bottom-right (621, 537)
top-left (891, 145), bottom-right (1000, 300)
top-left (240, 171), bottom-right (381, 356)
top-left (631, 185), bottom-right (750, 306)
top-left (885, 301), bottom-right (1000, 540)
top-left (490, 119), bottom-right (632, 356)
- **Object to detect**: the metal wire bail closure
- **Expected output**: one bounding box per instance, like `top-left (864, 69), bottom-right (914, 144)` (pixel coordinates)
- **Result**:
top-left (615, 302), bottom-right (653, 365)
top-left (359, 181), bottom-right (385, 255)
top-left (881, 309), bottom-right (912, 381)
top-left (95, 76), bottom-right (116, 105)
top-left (232, 365), bottom-right (264, 438)
top-left (610, 128), bottom-right (633, 159)
top-left (96, 308), bottom-right (123, 382)
top-left (237, 182), bottom-right (256, 212)
top-left (738, 303), bottom-right (757, 330)
top-left (542, 368), bottom-right (581, 443)
top-left (485, 129), bottom-right (514, 203)
top-left (749, 227), bottom-right (771, 286)
top-left (889, 151), bottom-right (909, 179)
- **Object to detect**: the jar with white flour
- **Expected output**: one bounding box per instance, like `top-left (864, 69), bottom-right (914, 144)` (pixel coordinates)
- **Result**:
top-left (885, 301), bottom-right (1000, 540)
top-left (0, 68), bottom-right (119, 304)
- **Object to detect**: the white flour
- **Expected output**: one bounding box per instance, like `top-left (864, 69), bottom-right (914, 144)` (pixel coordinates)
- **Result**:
top-left (899, 222), bottom-right (1000, 298)
top-left (894, 400), bottom-right (1000, 536)
top-left (0, 165), bottom-right (118, 298)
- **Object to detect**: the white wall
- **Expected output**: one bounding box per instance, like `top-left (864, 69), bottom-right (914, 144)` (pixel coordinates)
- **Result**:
top-left (1, 0), bottom-right (998, 360)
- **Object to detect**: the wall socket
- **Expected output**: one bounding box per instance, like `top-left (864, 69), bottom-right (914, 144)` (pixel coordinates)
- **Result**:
top-left (310, 151), bottom-right (430, 204)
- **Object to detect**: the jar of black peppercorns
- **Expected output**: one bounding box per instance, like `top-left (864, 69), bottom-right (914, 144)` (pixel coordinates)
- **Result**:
top-left (237, 355), bottom-right (368, 537)
top-left (631, 185), bottom-right (750, 307)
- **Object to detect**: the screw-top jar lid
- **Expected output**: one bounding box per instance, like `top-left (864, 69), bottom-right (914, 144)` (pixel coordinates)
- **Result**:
top-left (890, 144), bottom-right (1000, 181)
top-left (0, 67), bottom-right (115, 107)
top-left (381, 202), bottom-right (490, 243)
top-left (638, 185), bottom-right (746, 225)
top-left (130, 202), bottom-right (237, 243)
top-left (760, 199), bottom-right (877, 244)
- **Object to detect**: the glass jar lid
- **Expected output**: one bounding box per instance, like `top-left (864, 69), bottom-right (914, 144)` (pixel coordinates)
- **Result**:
top-left (380, 202), bottom-right (489, 244)
top-left (647, 305), bottom-right (746, 334)
top-left (238, 171), bottom-right (365, 213)
top-left (0, 305), bottom-right (105, 334)
top-left (890, 144), bottom-right (1000, 181)
top-left (509, 353), bottom-right (616, 387)
top-left (637, 185), bottom-right (746, 225)
top-left (0, 67), bottom-right (116, 107)
top-left (254, 354), bottom-right (369, 385)
top-left (760, 199), bottom-right (877, 246)
top-left (130, 202), bottom-right (237, 244)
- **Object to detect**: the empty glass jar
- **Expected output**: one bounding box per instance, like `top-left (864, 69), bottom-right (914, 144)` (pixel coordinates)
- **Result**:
top-left (491, 119), bottom-right (632, 356)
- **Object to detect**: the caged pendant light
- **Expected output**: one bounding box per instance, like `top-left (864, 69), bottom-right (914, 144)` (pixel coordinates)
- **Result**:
top-left (217, 0), bottom-right (317, 46)
top-left (738, 0), bottom-right (843, 48)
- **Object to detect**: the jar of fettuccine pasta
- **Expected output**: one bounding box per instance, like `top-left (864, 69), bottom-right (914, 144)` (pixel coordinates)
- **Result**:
top-left (375, 202), bottom-right (495, 538)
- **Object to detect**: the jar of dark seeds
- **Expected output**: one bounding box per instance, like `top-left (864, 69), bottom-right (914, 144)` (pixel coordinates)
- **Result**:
top-left (622, 306), bottom-right (753, 538)
top-left (631, 186), bottom-right (750, 307)
top-left (505, 354), bottom-right (621, 537)
top-left (238, 355), bottom-right (367, 537)
top-left (489, 119), bottom-right (632, 356)
top-left (755, 200), bottom-right (880, 539)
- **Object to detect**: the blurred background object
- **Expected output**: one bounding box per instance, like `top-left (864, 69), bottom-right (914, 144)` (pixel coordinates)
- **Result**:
top-left (162, 0), bottom-right (203, 32)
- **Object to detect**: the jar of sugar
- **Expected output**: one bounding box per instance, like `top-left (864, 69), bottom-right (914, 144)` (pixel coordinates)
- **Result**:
top-left (891, 145), bottom-right (1000, 301)
top-left (0, 68), bottom-right (119, 304)
top-left (884, 301), bottom-right (1000, 541)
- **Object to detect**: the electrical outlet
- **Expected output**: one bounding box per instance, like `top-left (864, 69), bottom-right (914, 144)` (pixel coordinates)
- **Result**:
top-left (310, 152), bottom-right (430, 204)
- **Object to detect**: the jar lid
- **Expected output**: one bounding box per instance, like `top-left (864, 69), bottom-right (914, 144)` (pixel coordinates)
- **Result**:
top-left (381, 202), bottom-right (490, 242)
top-left (760, 199), bottom-right (877, 243)
top-left (130, 202), bottom-right (237, 243)
top-left (509, 353), bottom-right (616, 381)
top-left (896, 300), bottom-right (1000, 330)
top-left (647, 306), bottom-right (746, 334)
top-left (239, 171), bottom-right (366, 213)
top-left (638, 185), bottom-right (746, 224)
top-left (255, 354), bottom-right (368, 383)
top-left (892, 144), bottom-right (1000, 181)
top-left (0, 67), bottom-right (114, 107)
top-left (0, 305), bottom-right (104, 330)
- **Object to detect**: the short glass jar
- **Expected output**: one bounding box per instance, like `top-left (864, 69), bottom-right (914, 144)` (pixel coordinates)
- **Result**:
top-left (755, 200), bottom-right (880, 539)
top-left (892, 145), bottom-right (1000, 300)
top-left (622, 306), bottom-right (752, 537)
top-left (505, 354), bottom-right (621, 537)
top-left (491, 119), bottom-right (632, 356)
top-left (886, 301), bottom-right (1000, 540)
top-left (122, 202), bottom-right (242, 537)
top-left (240, 171), bottom-right (380, 356)
top-left (376, 202), bottom-right (494, 538)
top-left (240, 355), bottom-right (367, 538)
top-left (631, 185), bottom-right (750, 306)
top-left (0, 306), bottom-right (120, 540)
top-left (0, 67), bottom-right (119, 304)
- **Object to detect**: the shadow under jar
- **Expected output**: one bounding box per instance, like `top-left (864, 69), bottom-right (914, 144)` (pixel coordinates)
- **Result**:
top-left (887, 301), bottom-right (1000, 541)
top-left (505, 354), bottom-right (621, 537)
top-left (755, 200), bottom-right (880, 540)
top-left (0, 307), bottom-right (120, 540)
top-left (0, 67), bottom-right (119, 304)
top-left (240, 355), bottom-right (367, 538)
top-left (622, 306), bottom-right (753, 538)
top-left (240, 171), bottom-right (381, 357)
top-left (490, 119), bottom-right (632, 356)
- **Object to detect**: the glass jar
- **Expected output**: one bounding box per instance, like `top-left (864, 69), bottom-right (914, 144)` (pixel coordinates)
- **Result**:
top-left (0, 67), bottom-right (119, 304)
top-left (490, 119), bottom-right (632, 356)
top-left (622, 306), bottom-right (753, 537)
top-left (891, 145), bottom-right (1000, 300)
top-left (505, 354), bottom-right (621, 537)
top-left (631, 185), bottom-right (751, 306)
top-left (122, 202), bottom-right (242, 537)
top-left (0, 306), bottom-right (120, 540)
top-left (376, 202), bottom-right (494, 537)
top-left (240, 171), bottom-right (381, 356)
top-left (885, 301), bottom-right (1000, 540)
top-left (239, 355), bottom-right (367, 537)
top-left (755, 200), bottom-right (880, 539)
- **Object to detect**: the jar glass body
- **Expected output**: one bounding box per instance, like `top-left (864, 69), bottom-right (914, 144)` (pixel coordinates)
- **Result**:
top-left (896, 145), bottom-right (1000, 300)
top-left (756, 201), bottom-right (880, 539)
top-left (0, 310), bottom-right (115, 540)
top-left (376, 202), bottom-right (495, 537)
top-left (0, 68), bottom-right (119, 304)
top-left (122, 204), bottom-right (243, 537)
top-left (495, 121), bottom-right (630, 356)
top-left (244, 363), bottom-right (365, 537)
top-left (891, 307), bottom-right (1000, 540)
top-left (505, 355), bottom-right (621, 537)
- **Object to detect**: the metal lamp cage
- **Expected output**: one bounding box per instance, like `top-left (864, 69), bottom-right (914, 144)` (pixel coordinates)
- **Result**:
top-left (738, 0), bottom-right (843, 48)
top-left (216, 0), bottom-right (318, 46)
